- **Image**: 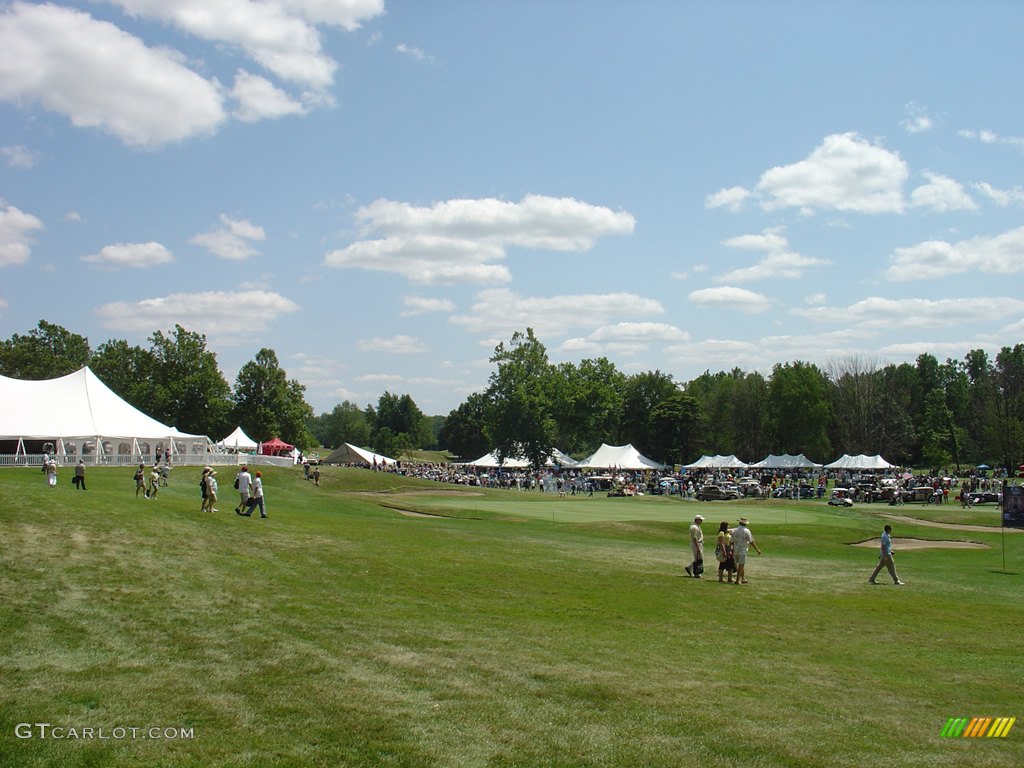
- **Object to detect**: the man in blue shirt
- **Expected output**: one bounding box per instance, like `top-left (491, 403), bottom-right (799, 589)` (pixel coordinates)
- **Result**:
top-left (869, 524), bottom-right (905, 585)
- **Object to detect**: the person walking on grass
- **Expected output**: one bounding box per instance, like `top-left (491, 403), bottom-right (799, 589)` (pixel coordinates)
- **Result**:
top-left (147, 465), bottom-right (160, 499)
top-left (731, 517), bottom-right (761, 585)
top-left (204, 468), bottom-right (219, 513)
top-left (685, 514), bottom-right (705, 578)
top-left (135, 463), bottom-right (147, 498)
top-left (238, 471), bottom-right (267, 518)
top-left (234, 465), bottom-right (252, 514)
top-left (715, 521), bottom-right (736, 583)
top-left (869, 524), bottom-right (905, 585)
top-left (74, 460), bottom-right (86, 491)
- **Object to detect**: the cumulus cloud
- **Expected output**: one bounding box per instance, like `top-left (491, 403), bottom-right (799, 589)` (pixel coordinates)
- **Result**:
top-left (909, 172), bottom-right (977, 212)
top-left (756, 132), bottom-right (908, 214)
top-left (0, 203), bottom-right (44, 267)
top-left (450, 288), bottom-right (663, 340)
top-left (356, 335), bottom-right (427, 353)
top-left (82, 241), bottom-right (174, 269)
top-left (715, 227), bottom-right (828, 283)
top-left (327, 195), bottom-right (635, 285)
top-left (190, 214), bottom-right (266, 260)
top-left (230, 70), bottom-right (307, 122)
top-left (688, 286), bottom-right (772, 313)
top-left (959, 128), bottom-right (1024, 149)
top-left (885, 225), bottom-right (1024, 281)
top-left (401, 296), bottom-right (456, 316)
top-left (0, 2), bottom-right (225, 147)
top-left (901, 102), bottom-right (933, 134)
top-left (973, 182), bottom-right (1024, 207)
top-left (705, 186), bottom-right (752, 211)
top-left (560, 322), bottom-right (689, 357)
top-left (793, 296), bottom-right (1024, 330)
top-left (95, 289), bottom-right (299, 342)
top-left (1, 145), bottom-right (38, 169)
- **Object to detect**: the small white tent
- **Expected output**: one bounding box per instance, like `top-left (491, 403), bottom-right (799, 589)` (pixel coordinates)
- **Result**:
top-left (321, 442), bottom-right (396, 466)
top-left (218, 426), bottom-right (258, 451)
top-left (683, 454), bottom-right (749, 469)
top-left (824, 454), bottom-right (895, 470)
top-left (0, 367), bottom-right (209, 462)
top-left (577, 443), bottom-right (665, 470)
top-left (749, 453), bottom-right (822, 469)
top-left (463, 448), bottom-right (578, 468)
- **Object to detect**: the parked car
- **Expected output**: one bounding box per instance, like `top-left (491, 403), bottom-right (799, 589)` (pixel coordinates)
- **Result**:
top-left (696, 484), bottom-right (742, 501)
top-left (969, 490), bottom-right (1002, 505)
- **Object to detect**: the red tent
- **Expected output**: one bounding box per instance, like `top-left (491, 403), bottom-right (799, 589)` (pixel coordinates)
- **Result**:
top-left (259, 437), bottom-right (294, 456)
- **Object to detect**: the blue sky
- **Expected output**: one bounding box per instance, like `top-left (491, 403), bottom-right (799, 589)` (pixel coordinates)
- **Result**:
top-left (2, 0), bottom-right (1023, 420)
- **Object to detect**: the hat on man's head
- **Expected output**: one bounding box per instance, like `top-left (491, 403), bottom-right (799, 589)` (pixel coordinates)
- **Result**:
top-left (738, 517), bottom-right (749, 525)
top-left (694, 514), bottom-right (704, 522)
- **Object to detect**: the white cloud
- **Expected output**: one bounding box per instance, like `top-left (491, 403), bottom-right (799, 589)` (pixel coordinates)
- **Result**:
top-left (909, 172), bottom-right (977, 212)
top-left (95, 290), bottom-right (299, 342)
top-left (276, 0), bottom-right (384, 30)
top-left (716, 227), bottom-right (828, 283)
top-left (450, 288), bottom-right (663, 339)
top-left (756, 132), bottom-right (908, 214)
top-left (356, 335), bottom-right (427, 353)
top-left (230, 70), bottom-right (307, 122)
top-left (0, 2), bottom-right (225, 147)
top-left (705, 186), bottom-right (752, 211)
top-left (327, 195), bottom-right (635, 285)
top-left (0, 203), bottom-right (44, 267)
top-left (396, 43), bottom-right (434, 63)
top-left (1, 145), bottom-right (38, 169)
top-left (972, 182), bottom-right (1024, 207)
top-left (401, 296), bottom-right (456, 316)
top-left (326, 235), bottom-right (511, 285)
top-left (190, 214), bottom-right (266, 260)
top-left (82, 241), bottom-right (174, 269)
top-left (688, 286), bottom-right (772, 313)
top-left (901, 102), bottom-right (933, 134)
top-left (959, 128), bottom-right (1024, 149)
top-left (559, 322), bottom-right (689, 356)
top-left (886, 225), bottom-right (1024, 281)
top-left (793, 296), bottom-right (1024, 330)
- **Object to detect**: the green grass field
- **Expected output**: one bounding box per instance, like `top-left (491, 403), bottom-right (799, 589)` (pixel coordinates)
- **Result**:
top-left (2, 465), bottom-right (1022, 767)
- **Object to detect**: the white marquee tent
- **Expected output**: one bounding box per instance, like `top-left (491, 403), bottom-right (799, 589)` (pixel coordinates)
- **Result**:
top-left (0, 367), bottom-right (210, 462)
top-left (683, 454), bottom-right (749, 469)
top-left (321, 442), bottom-right (396, 466)
top-left (463, 448), bottom-right (578, 468)
top-left (749, 453), bottom-right (823, 469)
top-left (577, 443), bottom-right (665, 470)
top-left (824, 454), bottom-right (896, 470)
top-left (218, 426), bottom-right (259, 451)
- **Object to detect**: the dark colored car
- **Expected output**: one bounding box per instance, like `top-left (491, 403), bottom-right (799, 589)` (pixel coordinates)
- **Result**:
top-left (696, 484), bottom-right (742, 501)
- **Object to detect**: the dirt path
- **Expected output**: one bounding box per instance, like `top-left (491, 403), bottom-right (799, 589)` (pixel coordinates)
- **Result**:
top-left (851, 537), bottom-right (988, 550)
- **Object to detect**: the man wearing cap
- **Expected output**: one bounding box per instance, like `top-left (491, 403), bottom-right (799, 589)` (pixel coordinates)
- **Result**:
top-left (731, 517), bottom-right (761, 584)
top-left (685, 514), bottom-right (705, 578)
top-left (234, 465), bottom-right (252, 514)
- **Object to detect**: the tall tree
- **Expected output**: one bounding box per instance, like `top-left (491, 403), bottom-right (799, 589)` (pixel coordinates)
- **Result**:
top-left (485, 329), bottom-right (557, 469)
top-left (767, 361), bottom-right (832, 460)
top-left (233, 348), bottom-right (313, 447)
top-left (439, 392), bottom-right (490, 459)
top-left (313, 401), bottom-right (372, 449)
top-left (0, 320), bottom-right (91, 379)
top-left (549, 357), bottom-right (625, 455)
top-left (148, 325), bottom-right (231, 436)
top-left (90, 339), bottom-right (158, 412)
top-left (995, 344), bottom-right (1024, 473)
top-left (618, 370), bottom-right (678, 453)
top-left (647, 391), bottom-right (702, 466)
top-left (373, 391), bottom-right (430, 453)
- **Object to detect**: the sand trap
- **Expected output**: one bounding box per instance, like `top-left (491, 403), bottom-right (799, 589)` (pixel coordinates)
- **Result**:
top-left (881, 513), bottom-right (1019, 533)
top-left (851, 537), bottom-right (988, 550)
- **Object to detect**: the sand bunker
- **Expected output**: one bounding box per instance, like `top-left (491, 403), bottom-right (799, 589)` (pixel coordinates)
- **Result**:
top-left (851, 537), bottom-right (988, 550)
top-left (881, 513), bottom-right (1019, 534)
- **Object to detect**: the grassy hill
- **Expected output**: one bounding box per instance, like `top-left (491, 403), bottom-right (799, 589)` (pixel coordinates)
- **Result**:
top-left (1, 465), bottom-right (1021, 767)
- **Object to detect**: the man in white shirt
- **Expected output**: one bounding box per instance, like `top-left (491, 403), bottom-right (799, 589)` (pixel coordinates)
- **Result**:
top-left (731, 517), bottom-right (761, 585)
top-left (685, 514), bottom-right (705, 578)
top-left (234, 466), bottom-right (252, 514)
top-left (869, 524), bottom-right (904, 585)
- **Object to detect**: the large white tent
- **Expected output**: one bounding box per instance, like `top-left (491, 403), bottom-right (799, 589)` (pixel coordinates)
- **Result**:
top-left (462, 448), bottom-right (578, 468)
top-left (321, 442), bottom-right (396, 466)
top-left (217, 426), bottom-right (258, 451)
top-left (0, 367), bottom-right (210, 463)
top-left (749, 453), bottom-right (823, 469)
top-left (577, 443), bottom-right (665, 470)
top-left (824, 454), bottom-right (896, 470)
top-left (683, 454), bottom-right (749, 469)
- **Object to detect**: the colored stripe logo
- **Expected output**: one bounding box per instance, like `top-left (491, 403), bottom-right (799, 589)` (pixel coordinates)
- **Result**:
top-left (941, 717), bottom-right (1016, 738)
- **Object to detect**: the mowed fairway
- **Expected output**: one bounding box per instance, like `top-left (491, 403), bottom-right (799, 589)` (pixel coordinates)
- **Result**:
top-left (2, 466), bottom-right (1022, 768)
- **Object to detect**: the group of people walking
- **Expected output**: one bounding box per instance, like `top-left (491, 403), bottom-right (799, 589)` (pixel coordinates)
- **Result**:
top-left (685, 515), bottom-right (762, 584)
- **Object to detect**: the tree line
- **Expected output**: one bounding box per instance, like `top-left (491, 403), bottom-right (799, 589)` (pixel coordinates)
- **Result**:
top-left (4, 321), bottom-right (1024, 472)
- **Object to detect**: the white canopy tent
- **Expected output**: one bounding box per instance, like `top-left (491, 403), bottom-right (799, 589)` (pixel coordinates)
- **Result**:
top-left (321, 442), bottom-right (396, 466)
top-left (749, 453), bottom-right (823, 469)
top-left (217, 426), bottom-right (258, 452)
top-left (824, 454), bottom-right (896, 470)
top-left (683, 454), bottom-right (749, 469)
top-left (463, 448), bottom-right (578, 468)
top-left (0, 367), bottom-right (210, 463)
top-left (577, 443), bottom-right (665, 470)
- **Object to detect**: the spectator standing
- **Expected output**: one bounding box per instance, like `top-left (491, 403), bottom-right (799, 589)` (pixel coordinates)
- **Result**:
top-left (204, 469), bottom-right (219, 513)
top-left (135, 464), bottom-right (147, 498)
top-left (731, 517), bottom-right (762, 585)
top-left (715, 521), bottom-right (736, 583)
top-left (685, 514), bottom-right (705, 578)
top-left (74, 460), bottom-right (86, 491)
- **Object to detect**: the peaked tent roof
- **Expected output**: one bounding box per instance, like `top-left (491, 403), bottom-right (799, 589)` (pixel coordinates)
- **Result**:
top-left (824, 454), bottom-right (896, 470)
top-left (683, 454), bottom-right (749, 469)
top-left (218, 426), bottom-right (258, 450)
top-left (321, 442), bottom-right (396, 466)
top-left (462, 448), bottom-right (577, 468)
top-left (259, 437), bottom-right (294, 455)
top-left (577, 443), bottom-right (665, 470)
top-left (749, 453), bottom-right (823, 469)
top-left (0, 367), bottom-right (207, 443)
